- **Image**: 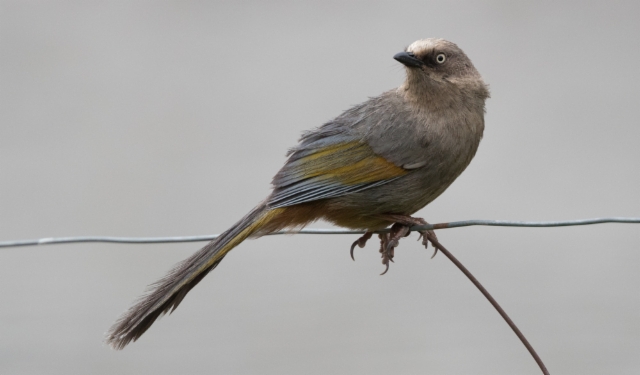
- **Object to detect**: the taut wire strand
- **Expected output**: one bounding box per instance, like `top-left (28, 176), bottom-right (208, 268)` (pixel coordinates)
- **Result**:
top-left (1, 217), bottom-right (638, 249)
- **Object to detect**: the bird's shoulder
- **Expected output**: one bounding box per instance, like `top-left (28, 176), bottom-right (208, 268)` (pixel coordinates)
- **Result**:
top-left (287, 90), bottom-right (430, 165)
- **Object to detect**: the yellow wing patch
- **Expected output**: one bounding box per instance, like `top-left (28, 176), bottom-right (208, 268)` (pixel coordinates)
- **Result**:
top-left (270, 141), bottom-right (409, 208)
top-left (299, 141), bottom-right (408, 185)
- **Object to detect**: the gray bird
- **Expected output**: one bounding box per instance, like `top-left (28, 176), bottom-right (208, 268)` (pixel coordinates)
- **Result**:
top-left (106, 38), bottom-right (490, 349)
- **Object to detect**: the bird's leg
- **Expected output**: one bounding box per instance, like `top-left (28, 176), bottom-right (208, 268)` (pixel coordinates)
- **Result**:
top-left (379, 214), bottom-right (440, 258)
top-left (379, 223), bottom-right (411, 275)
top-left (350, 231), bottom-right (373, 261)
top-left (349, 214), bottom-right (439, 274)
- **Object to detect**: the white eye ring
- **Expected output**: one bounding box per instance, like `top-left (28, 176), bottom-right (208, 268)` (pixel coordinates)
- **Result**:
top-left (436, 53), bottom-right (446, 64)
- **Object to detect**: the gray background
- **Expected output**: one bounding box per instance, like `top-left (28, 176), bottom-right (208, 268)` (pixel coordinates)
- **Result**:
top-left (1, 1), bottom-right (639, 374)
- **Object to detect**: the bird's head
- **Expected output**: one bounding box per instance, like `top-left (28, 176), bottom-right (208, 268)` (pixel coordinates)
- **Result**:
top-left (394, 38), bottom-right (489, 101)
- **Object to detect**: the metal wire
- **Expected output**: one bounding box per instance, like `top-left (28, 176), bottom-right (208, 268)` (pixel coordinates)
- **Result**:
top-left (425, 235), bottom-right (550, 375)
top-left (1, 217), bottom-right (638, 249)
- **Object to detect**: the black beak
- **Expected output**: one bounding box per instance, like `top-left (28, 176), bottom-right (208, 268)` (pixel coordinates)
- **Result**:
top-left (393, 51), bottom-right (424, 68)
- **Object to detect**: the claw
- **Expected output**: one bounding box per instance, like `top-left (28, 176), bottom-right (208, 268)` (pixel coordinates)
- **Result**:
top-left (386, 239), bottom-right (399, 252)
top-left (380, 262), bottom-right (390, 276)
top-left (420, 230), bottom-right (438, 258)
top-left (350, 232), bottom-right (373, 261)
top-left (350, 240), bottom-right (358, 261)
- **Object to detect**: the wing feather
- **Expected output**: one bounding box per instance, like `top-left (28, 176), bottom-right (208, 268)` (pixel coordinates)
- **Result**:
top-left (269, 141), bottom-right (408, 208)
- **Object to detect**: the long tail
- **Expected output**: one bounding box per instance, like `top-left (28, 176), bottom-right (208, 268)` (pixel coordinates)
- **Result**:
top-left (106, 203), bottom-right (283, 349)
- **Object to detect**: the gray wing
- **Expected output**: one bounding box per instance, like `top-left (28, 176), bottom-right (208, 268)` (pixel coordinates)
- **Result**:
top-left (267, 92), bottom-right (428, 208)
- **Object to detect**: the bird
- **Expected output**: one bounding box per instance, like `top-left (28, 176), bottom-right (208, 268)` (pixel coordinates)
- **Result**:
top-left (106, 38), bottom-right (490, 349)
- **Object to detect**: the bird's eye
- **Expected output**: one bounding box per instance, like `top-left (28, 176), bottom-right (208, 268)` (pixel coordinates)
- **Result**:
top-left (436, 53), bottom-right (446, 64)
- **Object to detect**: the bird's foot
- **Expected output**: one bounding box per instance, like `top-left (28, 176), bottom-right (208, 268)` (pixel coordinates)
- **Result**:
top-left (349, 214), bottom-right (438, 275)
top-left (378, 222), bottom-right (411, 275)
top-left (386, 215), bottom-right (438, 254)
top-left (385, 215), bottom-right (439, 258)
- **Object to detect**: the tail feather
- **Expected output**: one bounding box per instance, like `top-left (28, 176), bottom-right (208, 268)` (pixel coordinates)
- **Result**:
top-left (106, 203), bottom-right (283, 349)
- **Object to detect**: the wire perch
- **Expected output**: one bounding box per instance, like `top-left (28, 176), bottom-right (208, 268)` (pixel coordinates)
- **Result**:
top-left (2, 216), bottom-right (639, 375)
top-left (1, 217), bottom-right (638, 248)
